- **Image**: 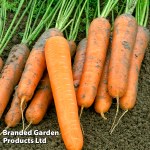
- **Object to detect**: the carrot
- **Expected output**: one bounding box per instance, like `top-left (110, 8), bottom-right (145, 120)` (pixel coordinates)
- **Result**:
top-left (45, 36), bottom-right (83, 150)
top-left (77, 0), bottom-right (118, 113)
top-left (110, 0), bottom-right (150, 133)
top-left (94, 50), bottom-right (112, 120)
top-left (108, 1), bottom-right (138, 132)
top-left (73, 38), bottom-right (87, 92)
top-left (25, 71), bottom-right (52, 126)
top-left (108, 14), bottom-right (138, 98)
top-left (0, 44), bottom-right (30, 118)
top-left (0, 57), bottom-right (3, 72)
top-left (120, 26), bottom-right (149, 110)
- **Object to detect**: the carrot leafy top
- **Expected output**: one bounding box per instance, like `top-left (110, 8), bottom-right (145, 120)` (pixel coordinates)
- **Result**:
top-left (22, 0), bottom-right (61, 45)
top-left (136, 0), bottom-right (149, 27)
top-left (0, 0), bottom-right (28, 55)
top-left (68, 0), bottom-right (87, 41)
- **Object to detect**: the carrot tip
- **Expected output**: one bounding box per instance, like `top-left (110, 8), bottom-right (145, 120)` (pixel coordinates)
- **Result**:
top-left (79, 106), bottom-right (84, 118)
top-left (100, 112), bottom-right (107, 120)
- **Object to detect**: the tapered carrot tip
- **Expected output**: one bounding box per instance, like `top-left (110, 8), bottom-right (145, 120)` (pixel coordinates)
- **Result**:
top-left (79, 106), bottom-right (84, 118)
top-left (100, 112), bottom-right (107, 120)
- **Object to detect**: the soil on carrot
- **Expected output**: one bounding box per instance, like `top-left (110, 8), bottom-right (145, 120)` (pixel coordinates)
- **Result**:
top-left (0, 16), bottom-right (149, 150)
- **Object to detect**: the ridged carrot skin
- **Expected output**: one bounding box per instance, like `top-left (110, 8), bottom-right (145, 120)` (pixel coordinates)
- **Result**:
top-left (94, 50), bottom-right (112, 119)
top-left (0, 44), bottom-right (29, 118)
top-left (68, 40), bottom-right (77, 57)
top-left (45, 36), bottom-right (83, 150)
top-left (5, 91), bottom-right (26, 127)
top-left (77, 18), bottom-right (111, 108)
top-left (25, 71), bottom-right (52, 124)
top-left (73, 38), bottom-right (87, 92)
top-left (0, 57), bottom-right (3, 72)
top-left (120, 26), bottom-right (150, 110)
top-left (17, 28), bottom-right (63, 103)
top-left (108, 14), bottom-right (138, 98)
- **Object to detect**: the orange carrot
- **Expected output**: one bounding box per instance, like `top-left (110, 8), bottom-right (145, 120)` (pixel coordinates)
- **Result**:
top-left (120, 26), bottom-right (149, 110)
top-left (110, 26), bottom-right (149, 134)
top-left (77, 18), bottom-right (111, 110)
top-left (0, 57), bottom-right (3, 72)
top-left (45, 36), bottom-right (83, 150)
top-left (108, 14), bottom-right (138, 98)
top-left (73, 38), bottom-right (87, 92)
top-left (94, 50), bottom-right (112, 120)
top-left (25, 71), bottom-right (52, 126)
top-left (0, 44), bottom-right (29, 118)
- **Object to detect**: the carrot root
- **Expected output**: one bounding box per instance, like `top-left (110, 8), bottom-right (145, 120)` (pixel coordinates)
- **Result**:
top-left (79, 106), bottom-right (84, 118)
top-left (20, 97), bottom-right (26, 131)
top-left (100, 112), bottom-right (107, 120)
top-left (24, 121), bottom-right (32, 131)
top-left (110, 96), bottom-right (119, 132)
top-left (110, 110), bottom-right (128, 134)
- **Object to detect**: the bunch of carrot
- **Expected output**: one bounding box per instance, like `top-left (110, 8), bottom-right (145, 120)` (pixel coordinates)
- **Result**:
top-left (0, 0), bottom-right (149, 149)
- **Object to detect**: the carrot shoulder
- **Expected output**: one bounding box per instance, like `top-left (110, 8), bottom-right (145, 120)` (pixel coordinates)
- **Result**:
top-left (120, 26), bottom-right (150, 110)
top-left (0, 44), bottom-right (29, 118)
top-left (77, 18), bottom-right (111, 108)
top-left (108, 14), bottom-right (138, 98)
top-left (45, 36), bottom-right (83, 150)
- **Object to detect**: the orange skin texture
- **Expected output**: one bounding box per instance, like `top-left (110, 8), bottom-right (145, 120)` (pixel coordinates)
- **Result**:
top-left (108, 14), bottom-right (138, 98)
top-left (0, 44), bottom-right (30, 118)
top-left (68, 40), bottom-right (77, 57)
top-left (45, 36), bottom-right (83, 150)
top-left (17, 28), bottom-right (63, 103)
top-left (120, 26), bottom-right (150, 110)
top-left (73, 38), bottom-right (87, 92)
top-left (0, 57), bottom-right (3, 72)
top-left (25, 71), bottom-right (52, 124)
top-left (5, 92), bottom-right (26, 127)
top-left (77, 17), bottom-right (111, 108)
top-left (94, 51), bottom-right (112, 114)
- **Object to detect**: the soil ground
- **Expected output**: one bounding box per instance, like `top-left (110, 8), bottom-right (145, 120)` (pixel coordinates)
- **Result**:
top-left (0, 14), bottom-right (149, 150)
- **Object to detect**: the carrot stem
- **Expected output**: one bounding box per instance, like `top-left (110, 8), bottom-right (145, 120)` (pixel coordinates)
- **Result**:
top-left (55, 0), bottom-right (76, 31)
top-left (68, 0), bottom-right (87, 41)
top-left (125, 0), bottom-right (138, 15)
top-left (100, 0), bottom-right (119, 18)
top-left (136, 0), bottom-right (149, 27)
